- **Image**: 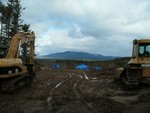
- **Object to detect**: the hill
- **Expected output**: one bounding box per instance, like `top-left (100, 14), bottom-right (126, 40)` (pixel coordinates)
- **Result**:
top-left (40, 51), bottom-right (117, 60)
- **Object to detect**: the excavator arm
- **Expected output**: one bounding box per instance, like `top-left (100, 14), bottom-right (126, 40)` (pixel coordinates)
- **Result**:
top-left (5, 32), bottom-right (35, 64)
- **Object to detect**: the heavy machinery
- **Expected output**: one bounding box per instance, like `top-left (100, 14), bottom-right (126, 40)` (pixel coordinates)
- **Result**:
top-left (0, 32), bottom-right (35, 92)
top-left (116, 39), bottom-right (150, 87)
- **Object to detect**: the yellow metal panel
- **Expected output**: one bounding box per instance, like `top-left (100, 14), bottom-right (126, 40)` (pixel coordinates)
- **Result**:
top-left (142, 68), bottom-right (150, 77)
top-left (0, 58), bottom-right (22, 67)
top-left (138, 39), bottom-right (150, 43)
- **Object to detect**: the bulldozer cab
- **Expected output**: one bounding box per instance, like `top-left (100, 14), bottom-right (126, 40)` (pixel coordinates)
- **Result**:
top-left (139, 43), bottom-right (150, 57)
top-left (132, 39), bottom-right (150, 58)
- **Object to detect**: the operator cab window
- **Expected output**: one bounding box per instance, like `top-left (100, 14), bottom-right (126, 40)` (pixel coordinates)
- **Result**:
top-left (133, 44), bottom-right (137, 58)
top-left (139, 43), bottom-right (150, 57)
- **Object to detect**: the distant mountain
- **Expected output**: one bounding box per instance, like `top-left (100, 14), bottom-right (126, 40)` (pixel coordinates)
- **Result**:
top-left (40, 51), bottom-right (117, 60)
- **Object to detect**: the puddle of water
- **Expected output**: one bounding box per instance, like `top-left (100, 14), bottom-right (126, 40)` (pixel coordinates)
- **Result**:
top-left (47, 82), bottom-right (51, 87)
top-left (47, 96), bottom-right (53, 112)
top-left (110, 96), bottom-right (138, 104)
top-left (68, 73), bottom-right (72, 78)
top-left (92, 77), bottom-right (97, 80)
top-left (84, 73), bottom-right (89, 80)
top-left (74, 83), bottom-right (77, 87)
top-left (79, 75), bottom-right (83, 79)
top-left (55, 82), bottom-right (62, 88)
top-left (47, 96), bottom-right (52, 102)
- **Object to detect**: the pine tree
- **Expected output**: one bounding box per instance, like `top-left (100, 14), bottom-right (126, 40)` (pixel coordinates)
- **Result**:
top-left (9, 0), bottom-right (25, 37)
top-left (0, 0), bottom-right (30, 58)
top-left (0, 0), bottom-right (25, 38)
top-left (22, 24), bottom-right (30, 32)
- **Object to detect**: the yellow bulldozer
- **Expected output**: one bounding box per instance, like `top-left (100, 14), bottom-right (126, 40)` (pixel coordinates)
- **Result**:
top-left (0, 32), bottom-right (35, 92)
top-left (116, 39), bottom-right (150, 87)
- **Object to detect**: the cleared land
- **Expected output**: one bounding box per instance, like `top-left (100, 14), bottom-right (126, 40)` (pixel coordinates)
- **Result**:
top-left (0, 59), bottom-right (150, 113)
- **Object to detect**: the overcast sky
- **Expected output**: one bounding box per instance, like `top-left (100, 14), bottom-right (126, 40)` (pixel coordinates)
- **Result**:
top-left (21, 0), bottom-right (150, 56)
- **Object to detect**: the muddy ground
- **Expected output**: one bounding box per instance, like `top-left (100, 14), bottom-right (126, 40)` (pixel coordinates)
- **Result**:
top-left (0, 69), bottom-right (150, 113)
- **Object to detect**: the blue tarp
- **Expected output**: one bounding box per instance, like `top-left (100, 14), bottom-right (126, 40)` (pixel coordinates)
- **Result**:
top-left (75, 64), bottom-right (89, 70)
top-left (51, 64), bottom-right (61, 69)
top-left (95, 67), bottom-right (102, 70)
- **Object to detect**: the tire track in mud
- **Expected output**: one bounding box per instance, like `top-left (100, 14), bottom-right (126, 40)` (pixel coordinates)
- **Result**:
top-left (79, 71), bottom-right (95, 112)
top-left (47, 71), bottom-right (94, 113)
top-left (72, 73), bottom-right (94, 112)
top-left (49, 73), bottom-right (72, 94)
top-left (47, 73), bottom-right (72, 112)
top-left (72, 74), bottom-right (83, 99)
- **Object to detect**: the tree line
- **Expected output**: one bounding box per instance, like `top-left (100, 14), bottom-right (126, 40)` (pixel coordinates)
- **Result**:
top-left (0, 0), bottom-right (30, 57)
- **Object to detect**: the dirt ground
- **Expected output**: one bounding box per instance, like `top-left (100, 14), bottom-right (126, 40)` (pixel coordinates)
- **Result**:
top-left (0, 69), bottom-right (150, 113)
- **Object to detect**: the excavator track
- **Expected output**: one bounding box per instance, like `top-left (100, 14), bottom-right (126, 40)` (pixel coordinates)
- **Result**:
top-left (1, 73), bottom-right (35, 93)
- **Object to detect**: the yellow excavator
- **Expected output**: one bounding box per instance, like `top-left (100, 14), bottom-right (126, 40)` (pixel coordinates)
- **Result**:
top-left (0, 32), bottom-right (35, 92)
top-left (116, 39), bottom-right (150, 87)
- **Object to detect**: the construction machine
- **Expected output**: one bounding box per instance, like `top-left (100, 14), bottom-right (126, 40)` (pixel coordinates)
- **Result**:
top-left (0, 32), bottom-right (35, 92)
top-left (116, 39), bottom-right (150, 87)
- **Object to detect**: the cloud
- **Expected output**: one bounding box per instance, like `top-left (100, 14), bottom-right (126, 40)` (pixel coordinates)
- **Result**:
top-left (36, 26), bottom-right (95, 55)
top-left (21, 0), bottom-right (150, 56)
